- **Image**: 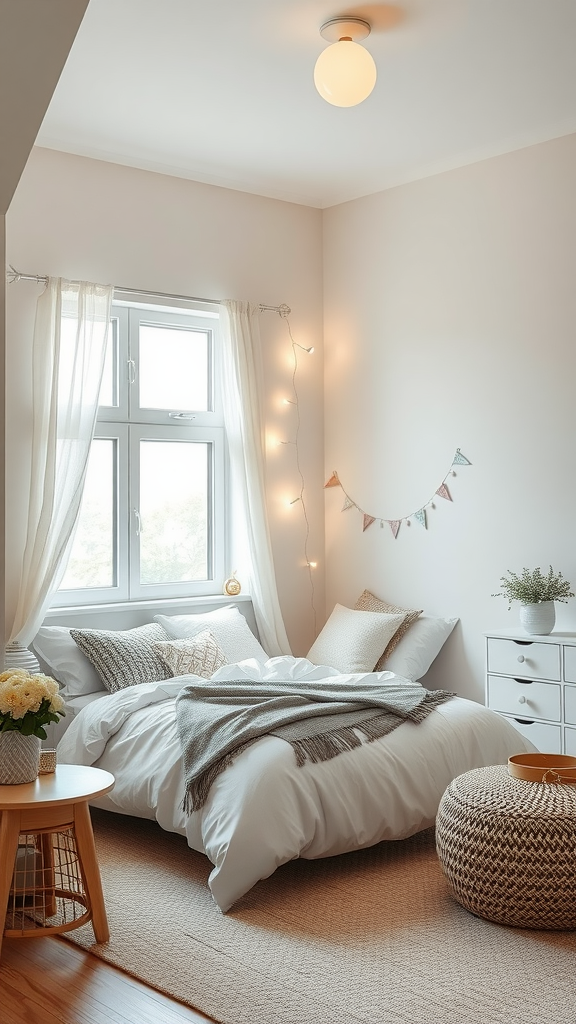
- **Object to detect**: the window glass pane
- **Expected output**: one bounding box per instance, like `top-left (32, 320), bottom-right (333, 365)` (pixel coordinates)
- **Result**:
top-left (59, 439), bottom-right (116, 590)
top-left (139, 323), bottom-right (209, 411)
top-left (58, 313), bottom-right (110, 411)
top-left (139, 440), bottom-right (209, 584)
top-left (98, 317), bottom-right (118, 407)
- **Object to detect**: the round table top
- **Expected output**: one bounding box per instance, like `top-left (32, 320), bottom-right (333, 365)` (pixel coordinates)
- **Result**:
top-left (0, 763), bottom-right (115, 810)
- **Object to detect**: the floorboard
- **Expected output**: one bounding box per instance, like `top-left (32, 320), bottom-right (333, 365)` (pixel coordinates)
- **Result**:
top-left (0, 936), bottom-right (216, 1024)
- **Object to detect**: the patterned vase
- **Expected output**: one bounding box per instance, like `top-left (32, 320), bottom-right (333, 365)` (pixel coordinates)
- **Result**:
top-left (0, 732), bottom-right (41, 784)
top-left (4, 641), bottom-right (41, 674)
top-left (519, 601), bottom-right (556, 636)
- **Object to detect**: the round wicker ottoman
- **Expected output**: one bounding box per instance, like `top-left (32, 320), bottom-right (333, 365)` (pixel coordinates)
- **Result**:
top-left (436, 764), bottom-right (576, 929)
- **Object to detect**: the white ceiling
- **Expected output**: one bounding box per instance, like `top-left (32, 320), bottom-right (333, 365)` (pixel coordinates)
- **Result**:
top-left (36, 0), bottom-right (576, 209)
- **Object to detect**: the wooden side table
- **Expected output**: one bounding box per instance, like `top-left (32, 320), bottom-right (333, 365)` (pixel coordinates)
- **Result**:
top-left (0, 764), bottom-right (114, 957)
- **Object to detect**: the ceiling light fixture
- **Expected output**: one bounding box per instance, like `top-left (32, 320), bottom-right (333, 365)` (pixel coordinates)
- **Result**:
top-left (314, 17), bottom-right (376, 107)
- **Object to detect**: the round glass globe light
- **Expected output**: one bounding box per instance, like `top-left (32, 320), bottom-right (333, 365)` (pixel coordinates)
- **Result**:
top-left (314, 39), bottom-right (377, 107)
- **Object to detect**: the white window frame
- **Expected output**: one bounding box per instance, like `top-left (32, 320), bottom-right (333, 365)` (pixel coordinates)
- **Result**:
top-left (53, 298), bottom-right (226, 607)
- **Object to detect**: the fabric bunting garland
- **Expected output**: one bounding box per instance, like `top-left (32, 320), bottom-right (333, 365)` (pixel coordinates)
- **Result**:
top-left (324, 448), bottom-right (471, 540)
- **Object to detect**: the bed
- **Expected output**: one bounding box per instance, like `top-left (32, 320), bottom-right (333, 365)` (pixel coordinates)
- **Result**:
top-left (35, 599), bottom-right (536, 912)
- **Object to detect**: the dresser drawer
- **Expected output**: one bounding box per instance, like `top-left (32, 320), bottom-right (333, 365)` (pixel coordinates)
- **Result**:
top-left (500, 715), bottom-right (562, 754)
top-left (565, 727), bottom-right (576, 756)
top-left (486, 638), bottom-right (560, 680)
top-left (563, 646), bottom-right (576, 684)
top-left (564, 684), bottom-right (576, 726)
top-left (487, 675), bottom-right (561, 721)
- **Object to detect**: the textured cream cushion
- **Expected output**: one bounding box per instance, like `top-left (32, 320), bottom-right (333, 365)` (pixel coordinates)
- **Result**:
top-left (306, 604), bottom-right (405, 674)
top-left (155, 606), bottom-right (268, 664)
top-left (385, 616), bottom-right (459, 681)
top-left (154, 632), bottom-right (227, 679)
top-left (70, 623), bottom-right (172, 693)
top-left (355, 590), bottom-right (422, 670)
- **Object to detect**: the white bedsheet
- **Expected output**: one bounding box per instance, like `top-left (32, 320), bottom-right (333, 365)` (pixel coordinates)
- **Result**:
top-left (57, 657), bottom-right (535, 911)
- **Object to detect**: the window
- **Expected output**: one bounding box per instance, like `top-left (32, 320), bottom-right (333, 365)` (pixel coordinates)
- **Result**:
top-left (55, 298), bottom-right (225, 605)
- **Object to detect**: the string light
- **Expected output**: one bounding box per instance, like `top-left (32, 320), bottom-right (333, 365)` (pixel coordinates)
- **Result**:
top-left (262, 305), bottom-right (317, 635)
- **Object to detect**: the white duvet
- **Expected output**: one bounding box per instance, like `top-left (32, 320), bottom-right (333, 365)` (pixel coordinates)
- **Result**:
top-left (57, 656), bottom-right (535, 911)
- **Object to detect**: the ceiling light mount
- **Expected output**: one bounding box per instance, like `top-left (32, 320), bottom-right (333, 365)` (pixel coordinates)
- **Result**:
top-left (319, 18), bottom-right (371, 43)
top-left (314, 16), bottom-right (376, 107)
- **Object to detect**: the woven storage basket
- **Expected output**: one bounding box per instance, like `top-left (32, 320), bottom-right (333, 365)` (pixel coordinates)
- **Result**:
top-left (436, 764), bottom-right (576, 929)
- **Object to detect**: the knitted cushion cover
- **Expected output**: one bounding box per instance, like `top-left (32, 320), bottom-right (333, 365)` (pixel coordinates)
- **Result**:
top-left (154, 632), bottom-right (227, 679)
top-left (70, 623), bottom-right (172, 693)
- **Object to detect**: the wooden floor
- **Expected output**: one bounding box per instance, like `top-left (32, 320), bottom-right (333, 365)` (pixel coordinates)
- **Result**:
top-left (0, 935), bottom-right (216, 1024)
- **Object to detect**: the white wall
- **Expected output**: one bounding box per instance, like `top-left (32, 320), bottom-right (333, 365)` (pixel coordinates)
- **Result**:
top-left (5, 147), bottom-right (324, 655)
top-left (323, 133), bottom-right (576, 701)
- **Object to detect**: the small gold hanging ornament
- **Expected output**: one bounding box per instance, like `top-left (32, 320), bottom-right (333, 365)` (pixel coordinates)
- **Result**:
top-left (223, 571), bottom-right (241, 597)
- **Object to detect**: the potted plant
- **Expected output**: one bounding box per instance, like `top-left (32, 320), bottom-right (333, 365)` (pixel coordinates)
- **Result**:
top-left (0, 669), bottom-right (65, 784)
top-left (493, 566), bottom-right (574, 635)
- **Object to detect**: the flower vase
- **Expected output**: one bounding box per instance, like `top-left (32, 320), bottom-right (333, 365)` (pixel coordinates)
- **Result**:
top-left (0, 732), bottom-right (41, 784)
top-left (519, 601), bottom-right (556, 636)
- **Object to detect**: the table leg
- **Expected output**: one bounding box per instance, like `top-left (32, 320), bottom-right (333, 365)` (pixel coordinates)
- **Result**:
top-left (38, 831), bottom-right (57, 917)
top-left (73, 802), bottom-right (109, 943)
top-left (0, 810), bottom-right (22, 958)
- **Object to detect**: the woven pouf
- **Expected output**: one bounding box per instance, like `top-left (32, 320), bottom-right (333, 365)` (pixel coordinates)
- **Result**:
top-left (436, 764), bottom-right (576, 929)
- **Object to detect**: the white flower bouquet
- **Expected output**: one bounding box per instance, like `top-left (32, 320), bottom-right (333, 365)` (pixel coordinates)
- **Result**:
top-left (0, 669), bottom-right (65, 739)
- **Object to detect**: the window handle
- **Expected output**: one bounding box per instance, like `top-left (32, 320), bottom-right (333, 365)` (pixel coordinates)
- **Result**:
top-left (127, 359), bottom-right (136, 385)
top-left (133, 509), bottom-right (143, 536)
top-left (169, 412), bottom-right (197, 420)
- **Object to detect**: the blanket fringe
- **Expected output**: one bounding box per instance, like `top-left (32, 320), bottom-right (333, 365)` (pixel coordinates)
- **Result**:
top-left (407, 689), bottom-right (455, 722)
top-left (182, 740), bottom-right (257, 814)
top-left (291, 725), bottom-right (364, 766)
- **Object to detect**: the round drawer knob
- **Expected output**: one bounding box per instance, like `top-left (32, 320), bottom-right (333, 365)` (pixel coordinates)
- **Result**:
top-left (517, 655), bottom-right (525, 663)
top-left (518, 695), bottom-right (527, 704)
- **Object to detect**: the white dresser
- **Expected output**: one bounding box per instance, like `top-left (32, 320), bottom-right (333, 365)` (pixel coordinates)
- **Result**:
top-left (485, 630), bottom-right (576, 754)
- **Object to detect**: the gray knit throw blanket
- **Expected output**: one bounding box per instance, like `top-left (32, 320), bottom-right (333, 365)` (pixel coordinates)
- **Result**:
top-left (175, 678), bottom-right (454, 813)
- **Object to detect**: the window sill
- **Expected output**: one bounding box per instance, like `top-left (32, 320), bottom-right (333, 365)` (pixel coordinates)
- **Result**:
top-left (43, 593), bottom-right (254, 631)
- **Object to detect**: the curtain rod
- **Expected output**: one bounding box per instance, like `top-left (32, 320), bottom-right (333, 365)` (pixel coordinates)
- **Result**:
top-left (6, 266), bottom-right (291, 315)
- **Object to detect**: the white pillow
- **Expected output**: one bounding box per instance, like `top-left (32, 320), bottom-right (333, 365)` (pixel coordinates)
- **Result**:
top-left (384, 615), bottom-right (458, 680)
top-left (154, 605), bottom-right (268, 664)
top-left (32, 626), bottom-right (106, 698)
top-left (306, 604), bottom-right (405, 675)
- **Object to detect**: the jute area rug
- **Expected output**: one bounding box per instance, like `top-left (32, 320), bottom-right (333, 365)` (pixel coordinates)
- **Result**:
top-left (65, 809), bottom-right (576, 1024)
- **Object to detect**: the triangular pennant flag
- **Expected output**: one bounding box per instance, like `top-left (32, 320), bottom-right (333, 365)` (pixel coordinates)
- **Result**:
top-left (452, 449), bottom-right (471, 466)
top-left (362, 514), bottom-right (376, 532)
top-left (414, 508), bottom-right (427, 529)
top-left (342, 496), bottom-right (355, 511)
top-left (436, 483), bottom-right (452, 501)
top-left (388, 520), bottom-right (401, 538)
top-left (324, 472), bottom-right (340, 488)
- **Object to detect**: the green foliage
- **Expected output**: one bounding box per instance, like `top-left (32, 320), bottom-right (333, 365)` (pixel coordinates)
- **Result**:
top-left (493, 566), bottom-right (575, 610)
top-left (0, 698), bottom-right (63, 740)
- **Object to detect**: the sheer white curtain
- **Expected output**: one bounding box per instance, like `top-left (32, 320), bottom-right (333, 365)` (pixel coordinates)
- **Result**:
top-left (220, 301), bottom-right (291, 656)
top-left (10, 278), bottom-right (113, 648)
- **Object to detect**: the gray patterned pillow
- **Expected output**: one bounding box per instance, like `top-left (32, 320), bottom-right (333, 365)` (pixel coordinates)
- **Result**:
top-left (70, 623), bottom-right (172, 693)
top-left (154, 631), bottom-right (227, 679)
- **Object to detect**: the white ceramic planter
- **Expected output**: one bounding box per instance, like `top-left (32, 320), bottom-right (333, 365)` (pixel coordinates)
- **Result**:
top-left (519, 601), bottom-right (556, 636)
top-left (0, 731), bottom-right (41, 784)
